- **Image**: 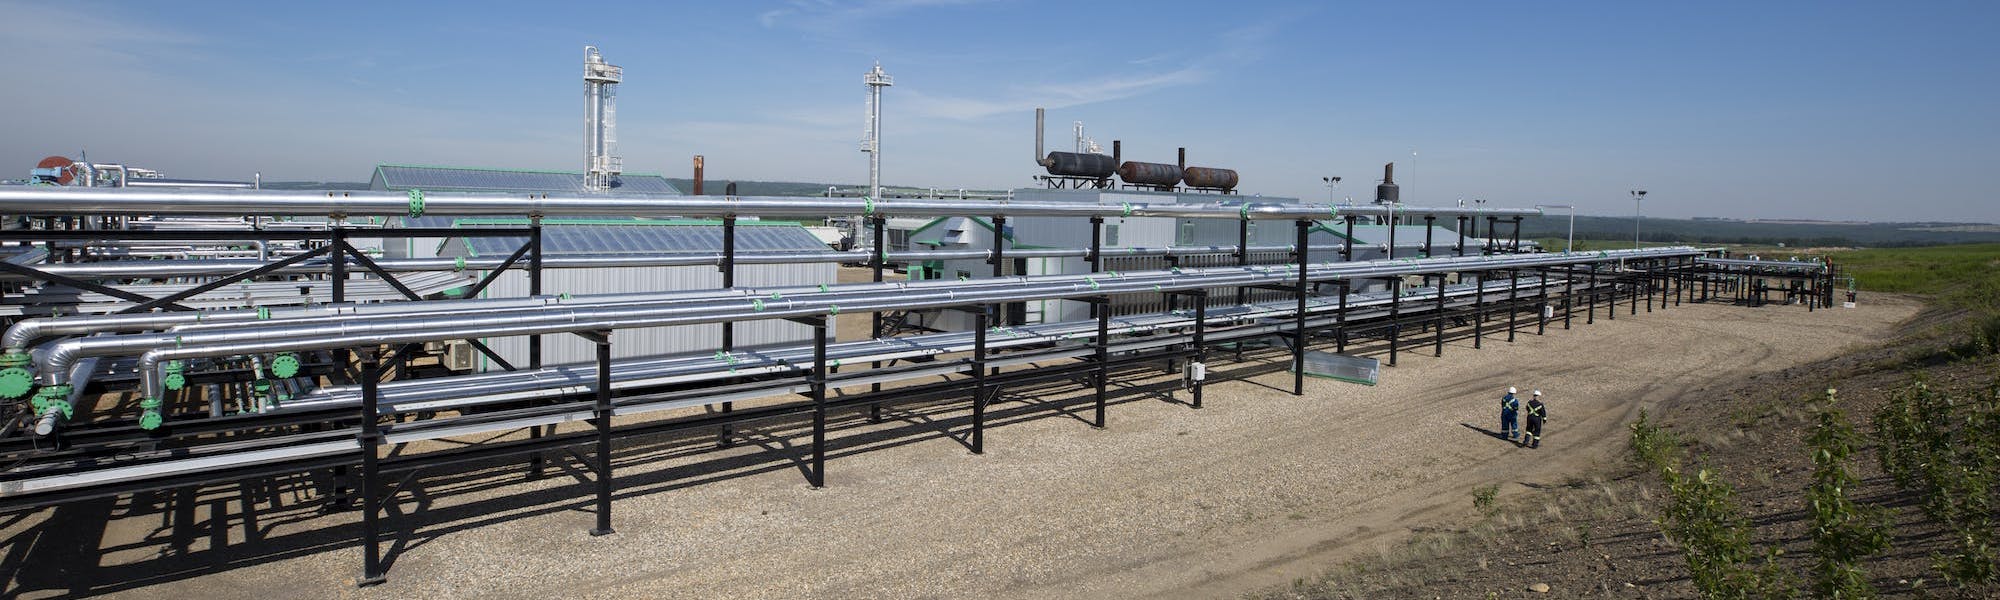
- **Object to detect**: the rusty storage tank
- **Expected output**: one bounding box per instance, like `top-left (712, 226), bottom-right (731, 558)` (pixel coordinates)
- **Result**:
top-left (1043, 152), bottom-right (1118, 179)
top-left (1182, 166), bottom-right (1239, 191)
top-left (1118, 161), bottom-right (1183, 188)
top-left (1375, 162), bottom-right (1399, 204)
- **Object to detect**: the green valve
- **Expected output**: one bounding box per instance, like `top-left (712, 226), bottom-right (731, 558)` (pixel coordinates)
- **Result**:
top-left (818, 284), bottom-right (830, 293)
top-left (863, 196), bottom-right (875, 215)
top-left (1121, 202), bottom-right (1133, 217)
top-left (33, 385), bottom-right (72, 419)
top-left (454, 257), bottom-right (466, 272)
top-left (770, 292), bottom-right (782, 300)
top-left (752, 299), bottom-right (765, 311)
top-left (270, 353), bottom-right (301, 378)
top-left (828, 305), bottom-right (840, 315)
top-left (139, 396), bottom-right (164, 430)
top-left (1086, 277), bottom-right (1099, 290)
top-left (407, 189), bottom-right (425, 218)
top-left (256, 306), bottom-right (271, 320)
top-left (162, 360), bottom-right (186, 391)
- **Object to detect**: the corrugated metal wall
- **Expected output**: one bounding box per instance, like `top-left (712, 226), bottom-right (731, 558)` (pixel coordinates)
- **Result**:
top-left (474, 262), bottom-right (835, 369)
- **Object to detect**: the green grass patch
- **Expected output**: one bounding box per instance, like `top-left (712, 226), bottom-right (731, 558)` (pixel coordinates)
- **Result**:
top-left (1827, 243), bottom-right (2000, 299)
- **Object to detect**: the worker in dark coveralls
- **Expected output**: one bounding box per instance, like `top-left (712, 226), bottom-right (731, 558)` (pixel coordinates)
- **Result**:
top-left (1524, 390), bottom-right (1547, 449)
top-left (1500, 386), bottom-right (1520, 442)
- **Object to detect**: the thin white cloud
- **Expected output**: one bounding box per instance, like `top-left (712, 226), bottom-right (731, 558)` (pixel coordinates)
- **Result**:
top-left (758, 0), bottom-right (997, 31)
top-left (900, 66), bottom-right (1209, 121)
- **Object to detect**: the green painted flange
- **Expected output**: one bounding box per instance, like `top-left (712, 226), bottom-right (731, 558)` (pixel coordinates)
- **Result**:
top-left (0, 367), bottom-right (34, 400)
top-left (0, 351), bottom-right (31, 368)
top-left (270, 353), bottom-right (302, 378)
top-left (32, 384), bottom-right (71, 418)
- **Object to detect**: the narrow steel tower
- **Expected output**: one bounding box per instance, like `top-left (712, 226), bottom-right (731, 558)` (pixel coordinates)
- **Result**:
top-left (861, 62), bottom-right (893, 200)
top-left (583, 46), bottom-right (623, 192)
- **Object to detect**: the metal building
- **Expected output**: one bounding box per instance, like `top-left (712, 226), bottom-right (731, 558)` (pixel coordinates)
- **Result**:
top-left (434, 218), bottom-right (837, 369)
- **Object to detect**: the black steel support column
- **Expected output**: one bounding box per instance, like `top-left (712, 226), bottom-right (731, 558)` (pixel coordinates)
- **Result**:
top-left (1091, 216), bottom-right (1106, 313)
top-left (1473, 271), bottom-right (1486, 349)
top-left (810, 316), bottom-right (829, 488)
top-left (1454, 216), bottom-right (1467, 257)
top-left (1588, 263), bottom-right (1598, 324)
top-left (527, 220), bottom-right (547, 472)
top-left (990, 215), bottom-right (1007, 325)
top-left (868, 215), bottom-right (886, 423)
top-left (1342, 216), bottom-right (1355, 262)
top-left (1293, 219), bottom-right (1308, 396)
top-left (1646, 260), bottom-right (1655, 313)
top-left (1423, 215), bottom-right (1435, 257)
top-left (330, 227), bottom-right (349, 379)
top-left (1233, 216), bottom-right (1246, 308)
top-left (1563, 266), bottom-right (1575, 329)
top-left (1507, 269), bottom-right (1519, 343)
top-left (1484, 217), bottom-right (1497, 255)
top-left (529, 221), bottom-right (543, 368)
top-left (1509, 217), bottom-right (1522, 254)
top-left (1336, 281), bottom-right (1349, 353)
top-left (1631, 269), bottom-right (1639, 315)
top-left (971, 306), bottom-right (988, 453)
top-left (1094, 296), bottom-right (1110, 428)
top-left (1192, 290), bottom-right (1207, 409)
top-left (1388, 277), bottom-right (1401, 366)
top-left (354, 349), bottom-right (385, 587)
top-left (718, 216), bottom-right (737, 445)
top-left (1434, 274), bottom-right (1447, 357)
top-left (331, 227), bottom-right (347, 304)
top-left (590, 332), bottom-right (614, 536)
top-left (1537, 267), bottom-right (1549, 335)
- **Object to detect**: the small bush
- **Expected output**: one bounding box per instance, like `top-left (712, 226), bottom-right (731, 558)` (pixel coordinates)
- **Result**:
top-left (1472, 484), bottom-right (1499, 515)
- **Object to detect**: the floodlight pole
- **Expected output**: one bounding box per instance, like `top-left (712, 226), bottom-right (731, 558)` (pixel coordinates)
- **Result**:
top-left (1630, 190), bottom-right (1647, 249)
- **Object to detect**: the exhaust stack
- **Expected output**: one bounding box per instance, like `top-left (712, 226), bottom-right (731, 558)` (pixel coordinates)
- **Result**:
top-left (1035, 108), bottom-right (1050, 166)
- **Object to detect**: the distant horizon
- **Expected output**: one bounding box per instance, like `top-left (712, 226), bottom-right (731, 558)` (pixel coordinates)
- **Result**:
top-left (4, 2), bottom-right (1995, 223)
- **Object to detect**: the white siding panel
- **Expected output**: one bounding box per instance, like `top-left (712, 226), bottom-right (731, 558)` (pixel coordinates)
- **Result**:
top-left (471, 262), bottom-right (828, 370)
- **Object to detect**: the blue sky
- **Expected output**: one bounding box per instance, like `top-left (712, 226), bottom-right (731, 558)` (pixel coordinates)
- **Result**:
top-left (3, 1), bottom-right (1996, 222)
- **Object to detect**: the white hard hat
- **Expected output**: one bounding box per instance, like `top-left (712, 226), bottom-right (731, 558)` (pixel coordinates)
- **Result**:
top-left (1508, 387), bottom-right (1517, 394)
top-left (1533, 390), bottom-right (1542, 396)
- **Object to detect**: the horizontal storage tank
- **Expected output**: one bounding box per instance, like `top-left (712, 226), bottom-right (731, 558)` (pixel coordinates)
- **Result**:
top-left (1182, 167), bottom-right (1239, 191)
top-left (1118, 161), bottom-right (1182, 187)
top-left (1043, 152), bottom-right (1117, 178)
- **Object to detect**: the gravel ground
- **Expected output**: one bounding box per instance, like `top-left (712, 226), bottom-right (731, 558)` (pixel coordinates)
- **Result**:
top-left (1, 290), bottom-right (1919, 599)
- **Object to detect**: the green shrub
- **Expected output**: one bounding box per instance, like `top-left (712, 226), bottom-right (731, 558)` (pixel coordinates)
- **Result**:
top-left (1805, 388), bottom-right (1891, 599)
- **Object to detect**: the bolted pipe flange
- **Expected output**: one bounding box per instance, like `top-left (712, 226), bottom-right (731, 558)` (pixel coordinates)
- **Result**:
top-left (270, 353), bottom-right (302, 379)
top-left (0, 366), bottom-right (34, 400)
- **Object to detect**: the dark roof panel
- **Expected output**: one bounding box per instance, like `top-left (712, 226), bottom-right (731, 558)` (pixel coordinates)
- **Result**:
top-left (457, 222), bottom-right (829, 257)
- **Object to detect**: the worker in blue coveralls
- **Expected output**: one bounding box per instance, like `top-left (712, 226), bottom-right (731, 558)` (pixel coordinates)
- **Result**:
top-left (1524, 390), bottom-right (1547, 449)
top-left (1500, 386), bottom-right (1521, 442)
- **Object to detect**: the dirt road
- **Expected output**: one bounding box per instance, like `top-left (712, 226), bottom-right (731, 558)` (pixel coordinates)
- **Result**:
top-left (3, 294), bottom-right (1918, 599)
